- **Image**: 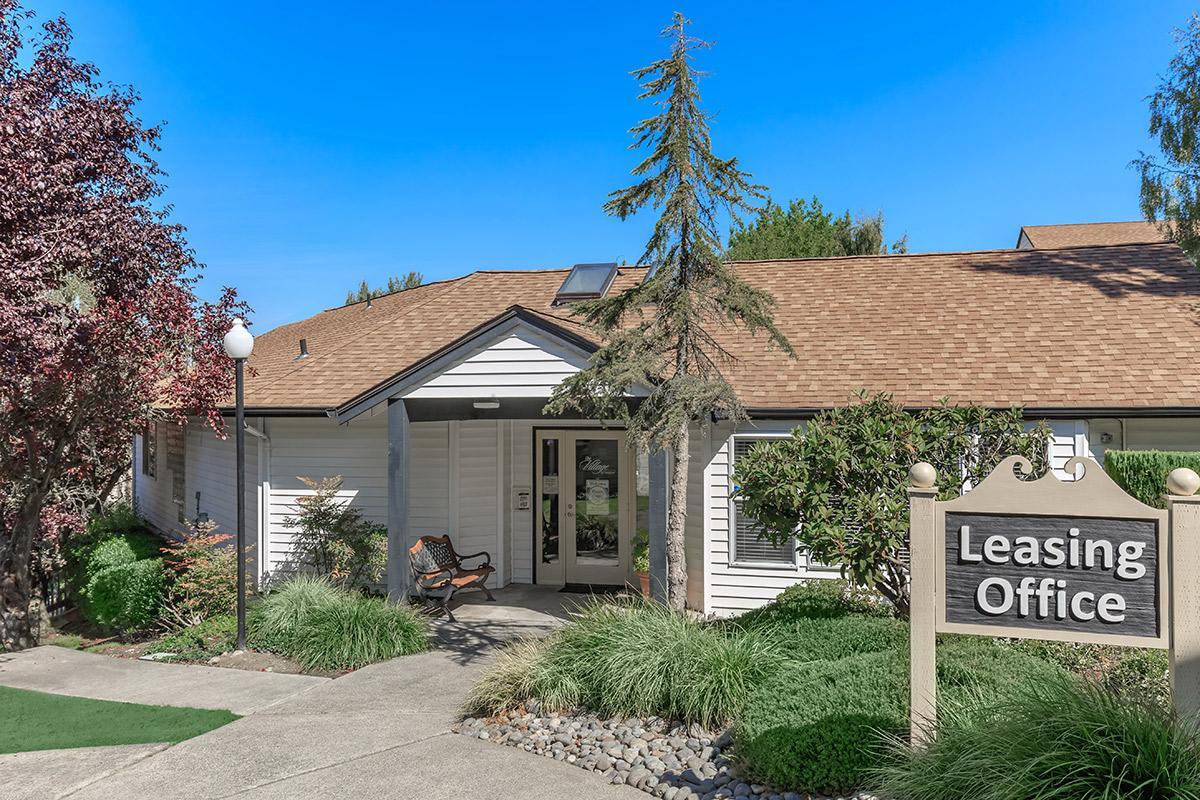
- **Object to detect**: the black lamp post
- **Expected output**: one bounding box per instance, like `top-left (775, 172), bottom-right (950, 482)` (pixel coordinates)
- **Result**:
top-left (222, 318), bottom-right (254, 649)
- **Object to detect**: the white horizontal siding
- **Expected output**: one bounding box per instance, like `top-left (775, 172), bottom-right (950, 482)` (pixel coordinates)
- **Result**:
top-left (264, 414), bottom-right (387, 580)
top-left (454, 420), bottom-right (502, 587)
top-left (510, 421), bottom-right (534, 584)
top-left (704, 421), bottom-right (830, 617)
top-left (409, 421), bottom-right (450, 544)
top-left (133, 424), bottom-right (175, 535)
top-left (185, 423), bottom-right (258, 542)
top-left (403, 332), bottom-right (588, 399)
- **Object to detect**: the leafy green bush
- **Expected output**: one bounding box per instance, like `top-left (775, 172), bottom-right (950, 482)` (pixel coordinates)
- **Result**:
top-left (285, 594), bottom-right (427, 671)
top-left (872, 675), bottom-right (1200, 800)
top-left (85, 533), bottom-right (160, 577)
top-left (285, 476), bottom-right (388, 589)
top-left (735, 580), bottom-right (893, 628)
top-left (736, 640), bottom-right (1065, 795)
top-left (1105, 449), bottom-right (1200, 508)
top-left (86, 558), bottom-right (166, 630)
top-left (732, 393), bottom-right (1051, 614)
top-left (65, 505), bottom-right (151, 594)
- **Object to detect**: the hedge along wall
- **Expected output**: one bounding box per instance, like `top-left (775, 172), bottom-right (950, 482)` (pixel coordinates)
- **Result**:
top-left (1104, 450), bottom-right (1200, 508)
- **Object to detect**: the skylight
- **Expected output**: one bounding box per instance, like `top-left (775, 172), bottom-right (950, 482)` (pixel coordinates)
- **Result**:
top-left (555, 262), bottom-right (617, 303)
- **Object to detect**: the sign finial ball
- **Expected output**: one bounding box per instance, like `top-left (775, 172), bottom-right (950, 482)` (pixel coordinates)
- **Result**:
top-left (909, 461), bottom-right (937, 489)
top-left (1167, 467), bottom-right (1200, 497)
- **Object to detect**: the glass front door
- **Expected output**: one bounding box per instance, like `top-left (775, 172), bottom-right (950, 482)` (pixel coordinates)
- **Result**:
top-left (536, 430), bottom-right (632, 586)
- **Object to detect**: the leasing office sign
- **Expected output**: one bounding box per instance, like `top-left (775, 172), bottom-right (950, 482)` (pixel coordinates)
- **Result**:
top-left (943, 511), bottom-right (1161, 640)
top-left (906, 454), bottom-right (1200, 743)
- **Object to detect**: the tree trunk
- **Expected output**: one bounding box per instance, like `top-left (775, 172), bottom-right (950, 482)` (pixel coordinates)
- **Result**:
top-left (0, 506), bottom-right (38, 651)
top-left (666, 422), bottom-right (691, 610)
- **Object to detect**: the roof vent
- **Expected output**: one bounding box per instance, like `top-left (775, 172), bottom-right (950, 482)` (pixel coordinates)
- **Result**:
top-left (365, 296), bottom-right (373, 309)
top-left (554, 262), bottom-right (618, 304)
top-left (296, 338), bottom-right (309, 360)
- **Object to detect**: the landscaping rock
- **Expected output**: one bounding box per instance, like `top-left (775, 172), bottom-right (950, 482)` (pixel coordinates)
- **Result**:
top-left (452, 708), bottom-right (883, 800)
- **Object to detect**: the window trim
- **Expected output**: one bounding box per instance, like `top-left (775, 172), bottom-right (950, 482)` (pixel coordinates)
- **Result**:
top-left (728, 434), bottom-right (799, 569)
top-left (141, 422), bottom-right (158, 479)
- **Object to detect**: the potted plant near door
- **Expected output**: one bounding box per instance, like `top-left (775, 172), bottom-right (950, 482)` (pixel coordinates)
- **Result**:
top-left (631, 529), bottom-right (650, 598)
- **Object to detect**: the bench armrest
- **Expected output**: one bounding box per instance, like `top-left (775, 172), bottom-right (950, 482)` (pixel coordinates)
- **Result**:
top-left (456, 550), bottom-right (492, 570)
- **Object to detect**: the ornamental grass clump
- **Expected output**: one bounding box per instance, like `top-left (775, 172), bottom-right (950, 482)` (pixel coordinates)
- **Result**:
top-left (285, 593), bottom-right (427, 671)
top-left (256, 574), bottom-right (341, 647)
top-left (872, 675), bottom-right (1200, 800)
top-left (465, 598), bottom-right (784, 727)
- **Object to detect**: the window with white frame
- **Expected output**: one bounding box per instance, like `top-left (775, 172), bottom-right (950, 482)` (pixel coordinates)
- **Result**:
top-left (730, 437), bottom-right (796, 566)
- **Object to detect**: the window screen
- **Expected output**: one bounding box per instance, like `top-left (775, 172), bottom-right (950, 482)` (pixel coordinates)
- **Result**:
top-left (731, 438), bottom-right (795, 565)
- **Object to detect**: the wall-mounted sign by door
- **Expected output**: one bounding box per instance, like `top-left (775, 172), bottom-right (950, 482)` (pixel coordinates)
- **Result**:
top-left (908, 455), bottom-right (1198, 745)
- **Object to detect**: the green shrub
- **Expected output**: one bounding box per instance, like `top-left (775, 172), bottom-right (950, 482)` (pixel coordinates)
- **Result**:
top-left (160, 518), bottom-right (238, 629)
top-left (734, 580), bottom-right (894, 630)
top-left (1007, 638), bottom-right (1171, 709)
top-left (285, 593), bottom-right (427, 671)
top-left (736, 640), bottom-right (1065, 795)
top-left (86, 558), bottom-right (166, 631)
top-left (65, 505), bottom-right (152, 596)
top-left (1105, 449), bottom-right (1200, 508)
top-left (466, 599), bottom-right (785, 726)
top-left (85, 533), bottom-right (160, 576)
top-left (872, 674), bottom-right (1200, 800)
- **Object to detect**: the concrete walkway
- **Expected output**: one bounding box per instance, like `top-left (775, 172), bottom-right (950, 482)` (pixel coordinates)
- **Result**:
top-left (0, 646), bottom-right (327, 714)
top-left (8, 587), bottom-right (639, 800)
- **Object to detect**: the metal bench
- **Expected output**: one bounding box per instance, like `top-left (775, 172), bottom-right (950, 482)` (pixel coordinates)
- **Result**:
top-left (408, 535), bottom-right (495, 622)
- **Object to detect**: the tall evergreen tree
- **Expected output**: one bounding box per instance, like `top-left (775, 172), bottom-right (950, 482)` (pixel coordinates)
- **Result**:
top-left (546, 13), bottom-right (793, 609)
top-left (1135, 14), bottom-right (1199, 258)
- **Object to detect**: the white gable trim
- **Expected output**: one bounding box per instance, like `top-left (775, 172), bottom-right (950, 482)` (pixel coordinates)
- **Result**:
top-left (403, 328), bottom-right (592, 400)
top-left (335, 311), bottom-right (598, 422)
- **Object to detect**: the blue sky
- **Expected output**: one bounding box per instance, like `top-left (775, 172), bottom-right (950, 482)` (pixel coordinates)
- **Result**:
top-left (42, 1), bottom-right (1198, 330)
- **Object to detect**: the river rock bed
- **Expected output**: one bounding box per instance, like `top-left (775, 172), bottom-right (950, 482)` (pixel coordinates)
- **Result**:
top-left (453, 707), bottom-right (878, 800)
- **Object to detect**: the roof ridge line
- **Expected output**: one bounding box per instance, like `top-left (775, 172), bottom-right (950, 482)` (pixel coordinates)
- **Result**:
top-left (727, 241), bottom-right (1176, 265)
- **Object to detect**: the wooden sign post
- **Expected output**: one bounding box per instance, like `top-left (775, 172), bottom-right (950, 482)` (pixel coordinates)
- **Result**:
top-left (908, 456), bottom-right (1200, 743)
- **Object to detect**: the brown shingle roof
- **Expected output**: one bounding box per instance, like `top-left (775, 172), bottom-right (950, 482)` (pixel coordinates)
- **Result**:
top-left (241, 242), bottom-right (1200, 413)
top-left (1018, 221), bottom-right (1169, 249)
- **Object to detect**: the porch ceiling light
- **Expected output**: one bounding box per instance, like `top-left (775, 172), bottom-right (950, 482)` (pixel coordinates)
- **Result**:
top-left (473, 399), bottom-right (500, 410)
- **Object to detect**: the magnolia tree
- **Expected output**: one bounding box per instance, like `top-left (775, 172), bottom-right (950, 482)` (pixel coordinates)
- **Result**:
top-left (0, 2), bottom-right (245, 649)
top-left (732, 393), bottom-right (1052, 617)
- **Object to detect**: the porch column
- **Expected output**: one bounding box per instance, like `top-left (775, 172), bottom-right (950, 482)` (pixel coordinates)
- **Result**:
top-left (387, 398), bottom-right (411, 601)
top-left (648, 447), bottom-right (669, 602)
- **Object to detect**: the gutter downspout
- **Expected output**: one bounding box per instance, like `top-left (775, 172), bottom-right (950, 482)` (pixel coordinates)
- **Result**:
top-left (244, 420), bottom-right (271, 588)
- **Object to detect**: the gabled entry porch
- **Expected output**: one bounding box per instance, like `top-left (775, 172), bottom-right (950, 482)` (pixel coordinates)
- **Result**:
top-left (329, 306), bottom-right (669, 607)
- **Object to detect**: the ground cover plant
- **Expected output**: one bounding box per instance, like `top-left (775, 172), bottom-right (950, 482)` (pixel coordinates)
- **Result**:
top-left (872, 675), bottom-right (1200, 800)
top-left (735, 640), bottom-right (1065, 795)
top-left (0, 685), bottom-right (237, 753)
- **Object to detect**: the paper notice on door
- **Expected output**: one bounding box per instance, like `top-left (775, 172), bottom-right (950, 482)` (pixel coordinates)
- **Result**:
top-left (543, 475), bottom-right (558, 495)
top-left (585, 479), bottom-right (610, 514)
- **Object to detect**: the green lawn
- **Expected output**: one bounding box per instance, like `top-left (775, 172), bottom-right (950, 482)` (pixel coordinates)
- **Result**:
top-left (0, 685), bottom-right (238, 753)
